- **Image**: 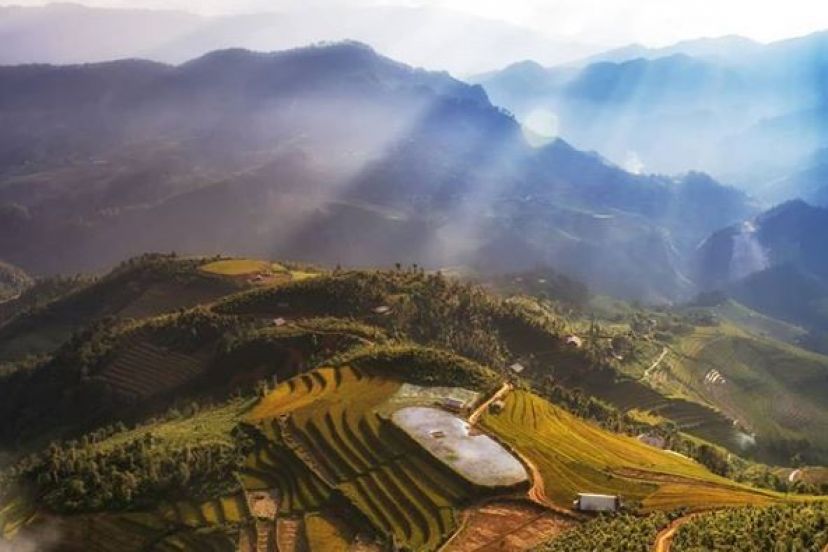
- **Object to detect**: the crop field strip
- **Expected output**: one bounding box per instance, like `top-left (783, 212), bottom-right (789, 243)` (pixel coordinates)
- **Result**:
top-left (482, 390), bottom-right (779, 512)
top-left (240, 438), bottom-right (332, 515)
top-left (95, 338), bottom-right (209, 398)
top-left (671, 326), bottom-right (828, 456)
top-left (72, 512), bottom-right (174, 552)
top-left (247, 365), bottom-right (474, 551)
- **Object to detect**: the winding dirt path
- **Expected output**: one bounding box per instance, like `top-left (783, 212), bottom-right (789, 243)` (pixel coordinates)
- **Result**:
top-left (468, 382), bottom-right (512, 426)
top-left (644, 347), bottom-right (669, 380)
top-left (653, 514), bottom-right (697, 552)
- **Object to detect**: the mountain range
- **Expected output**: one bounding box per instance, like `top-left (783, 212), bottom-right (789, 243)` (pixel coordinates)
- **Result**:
top-left (475, 32), bottom-right (828, 203)
top-left (697, 200), bottom-right (828, 340)
top-left (0, 41), bottom-right (752, 301)
top-left (0, 2), bottom-right (600, 75)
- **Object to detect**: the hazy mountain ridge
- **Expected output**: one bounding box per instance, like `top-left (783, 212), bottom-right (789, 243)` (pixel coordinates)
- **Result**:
top-left (475, 31), bottom-right (828, 198)
top-left (0, 2), bottom-right (600, 75)
top-left (697, 200), bottom-right (828, 336)
top-left (0, 42), bottom-right (751, 301)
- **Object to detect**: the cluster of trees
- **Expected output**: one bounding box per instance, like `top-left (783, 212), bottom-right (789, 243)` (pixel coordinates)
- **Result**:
top-left (3, 403), bottom-right (251, 514)
top-left (672, 503), bottom-right (828, 551)
top-left (538, 512), bottom-right (678, 552)
top-left (216, 266), bottom-right (570, 369)
top-left (330, 344), bottom-right (500, 391)
top-left (491, 265), bottom-right (591, 310)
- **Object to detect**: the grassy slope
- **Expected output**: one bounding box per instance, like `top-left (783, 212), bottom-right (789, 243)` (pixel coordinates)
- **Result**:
top-left (0, 256), bottom-right (244, 362)
top-left (667, 323), bottom-right (828, 462)
top-left (712, 299), bottom-right (808, 345)
top-left (482, 390), bottom-right (783, 511)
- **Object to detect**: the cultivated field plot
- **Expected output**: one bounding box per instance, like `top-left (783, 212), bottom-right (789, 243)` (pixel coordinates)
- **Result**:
top-left (551, 354), bottom-right (744, 453)
top-left (246, 366), bottom-right (483, 551)
top-left (95, 338), bottom-right (211, 399)
top-left (116, 280), bottom-right (237, 319)
top-left (0, 489), bottom-right (35, 539)
top-left (671, 325), bottom-right (828, 461)
top-left (23, 509), bottom-right (236, 552)
top-left (158, 494), bottom-right (250, 528)
top-left (481, 390), bottom-right (780, 511)
top-left (391, 406), bottom-right (528, 488)
top-left (444, 499), bottom-right (575, 551)
top-left (200, 259), bottom-right (282, 276)
top-left (200, 258), bottom-right (316, 285)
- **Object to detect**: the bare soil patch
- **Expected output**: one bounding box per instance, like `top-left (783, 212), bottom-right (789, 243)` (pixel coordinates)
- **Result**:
top-left (444, 499), bottom-right (576, 552)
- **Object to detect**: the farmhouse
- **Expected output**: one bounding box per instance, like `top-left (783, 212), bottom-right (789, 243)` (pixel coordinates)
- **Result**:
top-left (372, 305), bottom-right (393, 315)
top-left (572, 493), bottom-right (620, 512)
top-left (272, 317), bottom-right (287, 327)
top-left (637, 433), bottom-right (667, 449)
top-left (438, 397), bottom-right (469, 413)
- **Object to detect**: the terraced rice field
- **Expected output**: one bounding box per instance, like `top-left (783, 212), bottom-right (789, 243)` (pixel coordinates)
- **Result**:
top-left (240, 432), bottom-right (332, 515)
top-left (95, 338), bottom-right (210, 399)
top-left (117, 281), bottom-right (235, 319)
top-left (0, 490), bottom-right (35, 538)
top-left (247, 366), bottom-right (478, 551)
top-left (46, 510), bottom-right (230, 552)
top-left (304, 512), bottom-right (353, 551)
top-left (671, 326), bottom-right (828, 461)
top-left (550, 349), bottom-right (744, 452)
top-left (53, 499), bottom-right (242, 551)
top-left (481, 390), bottom-right (780, 511)
top-left (159, 494), bottom-right (250, 528)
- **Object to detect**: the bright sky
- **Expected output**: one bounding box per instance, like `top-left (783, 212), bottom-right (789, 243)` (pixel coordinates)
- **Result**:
top-left (8, 0), bottom-right (828, 47)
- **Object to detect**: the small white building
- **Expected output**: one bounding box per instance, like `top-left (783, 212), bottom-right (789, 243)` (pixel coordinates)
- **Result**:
top-left (637, 433), bottom-right (667, 449)
top-left (438, 397), bottom-right (468, 413)
top-left (373, 305), bottom-right (393, 315)
top-left (572, 493), bottom-right (620, 512)
top-left (272, 317), bottom-right (287, 327)
top-left (509, 363), bottom-right (525, 374)
top-left (565, 335), bottom-right (583, 348)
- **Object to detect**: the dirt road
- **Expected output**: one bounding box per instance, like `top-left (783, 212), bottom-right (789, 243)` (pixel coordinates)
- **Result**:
top-left (644, 347), bottom-right (669, 379)
top-left (653, 514), bottom-right (696, 552)
top-left (468, 382), bottom-right (512, 426)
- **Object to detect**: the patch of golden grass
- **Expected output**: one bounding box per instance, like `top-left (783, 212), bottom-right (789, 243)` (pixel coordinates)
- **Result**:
top-left (482, 390), bottom-right (781, 511)
top-left (305, 512), bottom-right (352, 552)
top-left (200, 259), bottom-right (272, 276)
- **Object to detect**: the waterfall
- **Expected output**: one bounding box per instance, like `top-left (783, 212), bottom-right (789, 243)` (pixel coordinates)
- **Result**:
top-left (730, 221), bottom-right (769, 281)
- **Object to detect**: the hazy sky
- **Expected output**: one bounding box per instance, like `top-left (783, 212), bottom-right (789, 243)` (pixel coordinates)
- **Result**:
top-left (7, 0), bottom-right (828, 47)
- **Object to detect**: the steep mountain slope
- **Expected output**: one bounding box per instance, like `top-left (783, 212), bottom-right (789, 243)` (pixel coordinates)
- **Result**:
top-left (694, 199), bottom-right (828, 359)
top-left (768, 147), bottom-right (828, 206)
top-left (0, 43), bottom-right (751, 301)
top-left (475, 31), bottom-right (828, 193)
top-left (696, 201), bottom-right (828, 334)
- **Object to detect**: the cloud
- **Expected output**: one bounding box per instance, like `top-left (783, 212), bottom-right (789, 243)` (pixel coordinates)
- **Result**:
top-left (623, 151), bottom-right (645, 175)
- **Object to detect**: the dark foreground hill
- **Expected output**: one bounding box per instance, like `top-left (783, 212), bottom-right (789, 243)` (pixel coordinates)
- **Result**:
top-left (0, 42), bottom-right (751, 301)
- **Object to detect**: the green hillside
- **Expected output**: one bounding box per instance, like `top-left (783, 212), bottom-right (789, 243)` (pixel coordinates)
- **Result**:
top-left (0, 256), bottom-right (823, 550)
top-left (660, 323), bottom-right (828, 464)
